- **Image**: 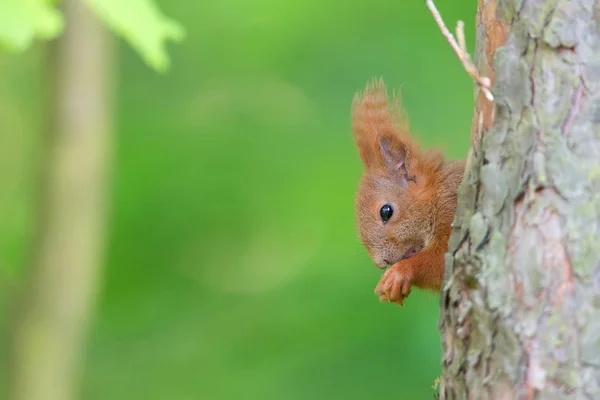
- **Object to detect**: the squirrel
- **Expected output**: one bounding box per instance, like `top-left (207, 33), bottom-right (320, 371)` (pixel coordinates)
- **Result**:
top-left (351, 78), bottom-right (465, 305)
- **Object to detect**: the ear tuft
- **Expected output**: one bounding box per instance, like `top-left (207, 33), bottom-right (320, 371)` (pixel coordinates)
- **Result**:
top-left (351, 78), bottom-right (390, 168)
top-left (351, 78), bottom-right (411, 174)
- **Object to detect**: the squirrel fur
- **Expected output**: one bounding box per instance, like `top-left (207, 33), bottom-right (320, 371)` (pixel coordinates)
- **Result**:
top-left (352, 78), bottom-right (465, 305)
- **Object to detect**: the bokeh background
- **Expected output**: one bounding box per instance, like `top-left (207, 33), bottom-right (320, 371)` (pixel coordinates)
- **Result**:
top-left (0, 0), bottom-right (474, 398)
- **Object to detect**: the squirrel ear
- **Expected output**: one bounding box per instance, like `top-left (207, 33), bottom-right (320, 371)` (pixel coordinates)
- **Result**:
top-left (379, 135), bottom-right (411, 184)
top-left (352, 78), bottom-right (413, 176)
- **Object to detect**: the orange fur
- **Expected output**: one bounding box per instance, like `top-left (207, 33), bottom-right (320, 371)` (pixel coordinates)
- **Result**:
top-left (352, 78), bottom-right (465, 305)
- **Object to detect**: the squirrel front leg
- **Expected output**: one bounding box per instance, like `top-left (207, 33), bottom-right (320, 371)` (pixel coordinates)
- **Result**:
top-left (374, 238), bottom-right (447, 305)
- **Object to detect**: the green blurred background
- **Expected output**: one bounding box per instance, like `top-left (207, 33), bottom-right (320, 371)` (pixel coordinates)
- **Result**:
top-left (0, 0), bottom-right (474, 398)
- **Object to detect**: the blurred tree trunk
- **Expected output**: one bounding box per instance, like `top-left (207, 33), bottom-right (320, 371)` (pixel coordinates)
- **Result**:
top-left (8, 1), bottom-right (114, 400)
top-left (440, 0), bottom-right (600, 398)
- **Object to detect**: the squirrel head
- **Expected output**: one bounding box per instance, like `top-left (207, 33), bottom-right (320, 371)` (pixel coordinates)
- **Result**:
top-left (352, 79), bottom-right (444, 269)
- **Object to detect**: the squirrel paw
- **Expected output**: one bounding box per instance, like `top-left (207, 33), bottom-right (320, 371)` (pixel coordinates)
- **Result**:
top-left (374, 263), bottom-right (414, 306)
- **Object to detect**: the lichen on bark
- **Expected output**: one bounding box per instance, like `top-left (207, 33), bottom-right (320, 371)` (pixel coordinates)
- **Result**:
top-left (440, 0), bottom-right (600, 398)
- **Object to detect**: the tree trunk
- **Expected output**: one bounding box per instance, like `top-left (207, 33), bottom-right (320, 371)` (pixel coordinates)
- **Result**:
top-left (440, 0), bottom-right (600, 398)
top-left (7, 1), bottom-right (114, 399)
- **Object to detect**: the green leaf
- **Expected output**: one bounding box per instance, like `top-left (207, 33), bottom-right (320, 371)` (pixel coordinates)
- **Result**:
top-left (0, 0), bottom-right (64, 52)
top-left (83, 0), bottom-right (185, 72)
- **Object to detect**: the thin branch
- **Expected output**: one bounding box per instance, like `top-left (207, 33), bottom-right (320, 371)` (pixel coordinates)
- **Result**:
top-left (425, 0), bottom-right (494, 101)
top-left (8, 1), bottom-right (113, 399)
top-left (456, 21), bottom-right (467, 54)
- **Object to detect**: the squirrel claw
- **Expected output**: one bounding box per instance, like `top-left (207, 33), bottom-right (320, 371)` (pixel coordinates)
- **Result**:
top-left (374, 263), bottom-right (414, 305)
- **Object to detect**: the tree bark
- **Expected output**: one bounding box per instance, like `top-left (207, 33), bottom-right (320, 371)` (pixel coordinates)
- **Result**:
top-left (440, 0), bottom-right (600, 398)
top-left (7, 1), bottom-right (113, 399)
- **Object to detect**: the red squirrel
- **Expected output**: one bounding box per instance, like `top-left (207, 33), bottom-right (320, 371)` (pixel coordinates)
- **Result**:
top-left (352, 78), bottom-right (465, 305)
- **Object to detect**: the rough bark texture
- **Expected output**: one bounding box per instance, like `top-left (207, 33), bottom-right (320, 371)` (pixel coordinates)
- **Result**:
top-left (7, 1), bottom-right (113, 399)
top-left (471, 0), bottom-right (510, 144)
top-left (440, 0), bottom-right (600, 398)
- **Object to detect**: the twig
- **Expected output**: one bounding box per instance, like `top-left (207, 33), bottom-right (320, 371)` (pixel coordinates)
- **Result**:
top-left (456, 21), bottom-right (467, 55)
top-left (425, 0), bottom-right (494, 101)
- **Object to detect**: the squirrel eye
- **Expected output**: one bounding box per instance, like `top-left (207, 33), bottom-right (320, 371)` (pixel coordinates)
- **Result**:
top-left (379, 204), bottom-right (393, 222)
